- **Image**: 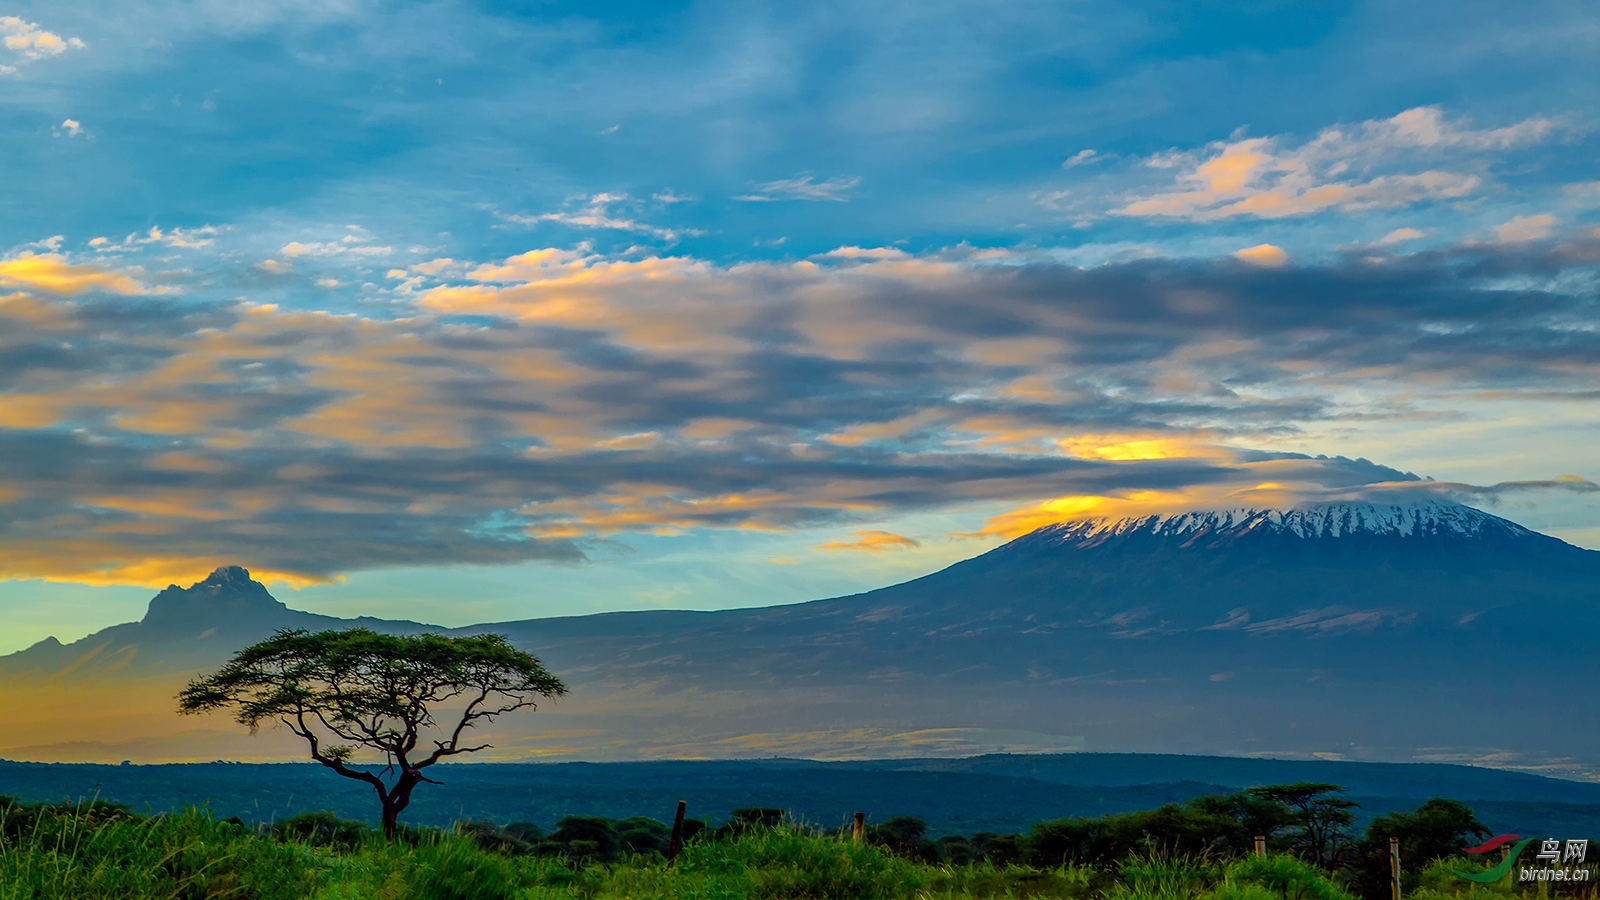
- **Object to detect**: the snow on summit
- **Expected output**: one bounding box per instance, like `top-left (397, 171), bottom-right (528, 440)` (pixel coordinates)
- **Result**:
top-left (1032, 499), bottom-right (1539, 546)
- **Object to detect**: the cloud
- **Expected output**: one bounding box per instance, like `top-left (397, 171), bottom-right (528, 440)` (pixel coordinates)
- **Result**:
top-left (499, 194), bottom-right (697, 242)
top-left (1063, 150), bottom-right (1099, 168)
top-left (0, 233), bottom-right (1598, 584)
top-left (0, 253), bottom-right (150, 295)
top-left (53, 119), bottom-right (85, 138)
top-left (0, 16), bottom-right (85, 68)
top-left (281, 240), bottom-right (390, 258)
top-left (1492, 214), bottom-right (1557, 243)
top-left (1115, 107), bottom-right (1563, 222)
top-left (961, 464), bottom-right (1600, 540)
top-left (734, 175), bottom-right (861, 202)
top-left (814, 530), bottom-right (921, 552)
top-left (92, 226), bottom-right (221, 251)
top-left (1233, 244), bottom-right (1287, 267)
top-left (1372, 228), bottom-right (1426, 247)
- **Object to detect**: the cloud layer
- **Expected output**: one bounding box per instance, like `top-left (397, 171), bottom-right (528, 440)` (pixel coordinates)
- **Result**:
top-left (2, 231), bottom-right (1598, 585)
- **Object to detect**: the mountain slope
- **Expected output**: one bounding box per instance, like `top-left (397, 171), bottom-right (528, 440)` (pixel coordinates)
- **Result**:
top-left (4, 501), bottom-right (1599, 772)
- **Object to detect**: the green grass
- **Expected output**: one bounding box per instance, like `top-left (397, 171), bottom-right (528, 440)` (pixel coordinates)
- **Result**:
top-left (1, 800), bottom-right (1570, 900)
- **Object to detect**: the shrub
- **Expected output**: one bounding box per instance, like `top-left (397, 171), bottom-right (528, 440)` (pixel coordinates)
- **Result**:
top-left (504, 820), bottom-right (544, 844)
top-left (272, 809), bottom-right (369, 849)
top-left (614, 815), bottom-right (671, 856)
top-left (867, 815), bottom-right (941, 862)
top-left (974, 831), bottom-right (1030, 867)
top-left (457, 818), bottom-right (536, 855)
top-left (540, 814), bottom-right (621, 864)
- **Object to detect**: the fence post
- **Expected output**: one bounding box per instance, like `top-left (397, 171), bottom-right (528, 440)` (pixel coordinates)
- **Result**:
top-left (1390, 836), bottom-right (1402, 900)
top-left (667, 800), bottom-right (687, 863)
top-left (1254, 836), bottom-right (1266, 857)
top-left (853, 811), bottom-right (865, 843)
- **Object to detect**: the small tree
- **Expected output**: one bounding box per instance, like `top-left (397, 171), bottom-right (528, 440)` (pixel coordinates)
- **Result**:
top-left (1349, 798), bottom-right (1490, 898)
top-left (178, 628), bottom-right (566, 836)
top-left (1249, 783), bottom-right (1359, 868)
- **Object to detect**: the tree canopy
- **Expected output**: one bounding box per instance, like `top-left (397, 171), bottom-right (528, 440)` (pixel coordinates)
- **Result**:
top-left (178, 628), bottom-right (566, 835)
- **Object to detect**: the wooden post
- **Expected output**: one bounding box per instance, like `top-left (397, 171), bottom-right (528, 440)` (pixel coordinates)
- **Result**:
top-left (853, 811), bottom-right (865, 842)
top-left (666, 800), bottom-right (687, 863)
top-left (1254, 835), bottom-right (1266, 857)
top-left (1390, 836), bottom-right (1402, 900)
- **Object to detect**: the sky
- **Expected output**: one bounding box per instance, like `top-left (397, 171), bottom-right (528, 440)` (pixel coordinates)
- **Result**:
top-left (1, 0), bottom-right (1599, 653)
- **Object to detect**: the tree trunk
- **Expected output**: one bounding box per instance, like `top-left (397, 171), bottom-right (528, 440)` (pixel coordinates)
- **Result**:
top-left (380, 771), bottom-right (422, 838)
top-left (382, 800), bottom-right (400, 838)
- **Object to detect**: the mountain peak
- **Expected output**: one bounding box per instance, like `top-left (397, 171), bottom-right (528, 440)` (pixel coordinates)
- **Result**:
top-left (201, 565), bottom-right (255, 586)
top-left (1015, 499), bottom-right (1561, 555)
top-left (141, 564), bottom-right (291, 633)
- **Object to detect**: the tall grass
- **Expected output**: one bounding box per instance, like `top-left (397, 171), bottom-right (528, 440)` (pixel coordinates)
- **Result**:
top-left (0, 800), bottom-right (1452, 900)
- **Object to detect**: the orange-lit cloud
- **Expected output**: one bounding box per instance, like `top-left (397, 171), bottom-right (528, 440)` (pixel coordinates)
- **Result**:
top-left (1116, 107), bottom-right (1562, 222)
top-left (963, 483), bottom-right (1307, 540)
top-left (1233, 244), bottom-right (1288, 267)
top-left (1056, 434), bottom-right (1229, 461)
top-left (0, 253), bottom-right (149, 295)
top-left (814, 530), bottom-right (922, 552)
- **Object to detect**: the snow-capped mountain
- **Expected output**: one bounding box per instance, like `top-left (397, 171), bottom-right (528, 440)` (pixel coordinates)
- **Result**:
top-left (5, 500), bottom-right (1600, 769)
top-left (1032, 499), bottom-right (1541, 546)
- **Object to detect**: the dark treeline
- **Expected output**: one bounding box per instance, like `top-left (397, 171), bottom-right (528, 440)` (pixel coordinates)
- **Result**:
top-left (248, 782), bottom-right (1507, 898)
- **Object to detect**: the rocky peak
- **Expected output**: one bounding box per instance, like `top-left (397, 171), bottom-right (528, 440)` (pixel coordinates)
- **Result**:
top-left (140, 565), bottom-right (293, 633)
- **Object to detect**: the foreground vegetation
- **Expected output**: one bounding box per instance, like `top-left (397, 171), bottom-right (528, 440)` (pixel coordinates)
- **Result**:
top-left (0, 791), bottom-right (1589, 900)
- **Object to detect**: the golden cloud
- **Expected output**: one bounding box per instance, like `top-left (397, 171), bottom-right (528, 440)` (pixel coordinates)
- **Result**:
top-left (0, 253), bottom-right (149, 295)
top-left (1233, 244), bottom-right (1289, 267)
top-left (1115, 107), bottom-right (1559, 222)
top-left (813, 530), bottom-right (922, 552)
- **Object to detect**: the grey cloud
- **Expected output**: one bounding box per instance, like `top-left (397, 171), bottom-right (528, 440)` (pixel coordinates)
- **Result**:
top-left (0, 236), bottom-right (1597, 580)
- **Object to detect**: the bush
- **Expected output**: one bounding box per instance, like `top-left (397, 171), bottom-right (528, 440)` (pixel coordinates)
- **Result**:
top-left (867, 815), bottom-right (941, 862)
top-left (272, 809), bottom-right (369, 849)
top-left (974, 831), bottom-right (1030, 867)
top-left (716, 806), bottom-right (789, 838)
top-left (504, 820), bottom-right (544, 843)
top-left (614, 815), bottom-right (670, 856)
top-left (457, 818), bottom-right (536, 855)
top-left (541, 814), bottom-right (621, 864)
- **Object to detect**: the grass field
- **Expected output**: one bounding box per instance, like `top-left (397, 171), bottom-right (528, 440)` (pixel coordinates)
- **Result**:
top-left (0, 796), bottom-right (1578, 900)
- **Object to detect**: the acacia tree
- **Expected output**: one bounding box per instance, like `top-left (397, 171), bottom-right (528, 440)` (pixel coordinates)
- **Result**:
top-left (1249, 782), bottom-right (1360, 868)
top-left (179, 628), bottom-right (566, 836)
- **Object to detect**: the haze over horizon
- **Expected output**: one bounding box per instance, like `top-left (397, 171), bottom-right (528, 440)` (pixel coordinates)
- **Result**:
top-left (3, 0), bottom-right (1600, 656)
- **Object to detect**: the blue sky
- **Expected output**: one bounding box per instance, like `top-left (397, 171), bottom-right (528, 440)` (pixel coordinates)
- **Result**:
top-left (1, 0), bottom-right (1599, 651)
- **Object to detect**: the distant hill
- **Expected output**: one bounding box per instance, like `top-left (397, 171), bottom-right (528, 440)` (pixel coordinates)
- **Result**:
top-left (3, 754), bottom-right (1600, 838)
top-left (4, 500), bottom-right (1599, 775)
